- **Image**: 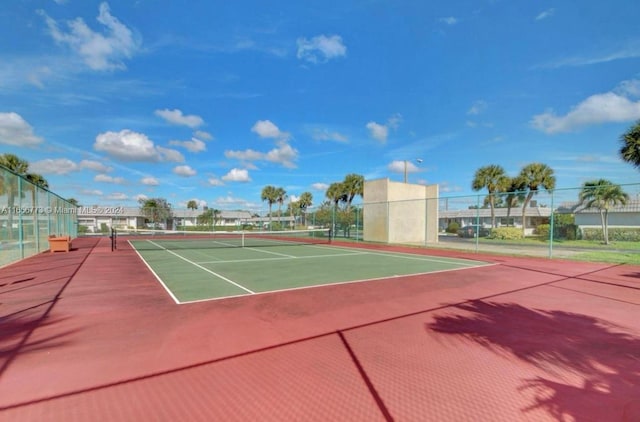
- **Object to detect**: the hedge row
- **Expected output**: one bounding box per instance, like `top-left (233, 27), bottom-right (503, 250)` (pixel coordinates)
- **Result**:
top-left (581, 227), bottom-right (640, 242)
top-left (487, 227), bottom-right (524, 240)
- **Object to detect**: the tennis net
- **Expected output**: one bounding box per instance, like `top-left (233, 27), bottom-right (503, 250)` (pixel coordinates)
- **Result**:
top-left (115, 228), bottom-right (332, 250)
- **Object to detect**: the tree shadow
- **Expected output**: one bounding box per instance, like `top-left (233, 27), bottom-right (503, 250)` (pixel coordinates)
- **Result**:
top-left (0, 311), bottom-right (78, 374)
top-left (427, 300), bottom-right (640, 421)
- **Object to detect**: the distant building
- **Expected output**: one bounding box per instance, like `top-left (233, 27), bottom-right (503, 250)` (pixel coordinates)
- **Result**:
top-left (439, 206), bottom-right (551, 235)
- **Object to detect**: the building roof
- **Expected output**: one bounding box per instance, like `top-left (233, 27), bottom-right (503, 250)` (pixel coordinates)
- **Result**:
top-left (556, 200), bottom-right (640, 214)
top-left (439, 206), bottom-right (552, 218)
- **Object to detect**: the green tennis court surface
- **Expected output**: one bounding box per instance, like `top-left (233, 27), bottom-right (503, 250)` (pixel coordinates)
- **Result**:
top-left (128, 234), bottom-right (490, 304)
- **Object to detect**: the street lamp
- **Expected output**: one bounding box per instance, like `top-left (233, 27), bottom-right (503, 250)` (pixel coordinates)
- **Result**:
top-left (404, 159), bottom-right (423, 183)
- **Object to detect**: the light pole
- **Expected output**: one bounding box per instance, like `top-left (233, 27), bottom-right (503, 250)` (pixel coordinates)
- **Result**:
top-left (404, 159), bottom-right (423, 183)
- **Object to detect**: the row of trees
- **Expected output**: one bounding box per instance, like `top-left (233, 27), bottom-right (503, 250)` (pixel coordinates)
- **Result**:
top-left (258, 174), bottom-right (364, 235)
top-left (471, 162), bottom-right (629, 244)
top-left (471, 162), bottom-right (556, 232)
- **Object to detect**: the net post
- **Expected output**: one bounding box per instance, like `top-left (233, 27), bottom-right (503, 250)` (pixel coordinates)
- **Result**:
top-left (110, 227), bottom-right (116, 251)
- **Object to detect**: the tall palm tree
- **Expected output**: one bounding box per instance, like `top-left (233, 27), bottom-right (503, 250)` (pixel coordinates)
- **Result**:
top-left (298, 191), bottom-right (313, 227)
top-left (341, 174), bottom-right (364, 236)
top-left (516, 163), bottom-right (556, 234)
top-left (342, 174), bottom-right (364, 210)
top-left (505, 177), bottom-right (526, 226)
top-left (260, 185), bottom-right (279, 229)
top-left (326, 182), bottom-right (347, 236)
top-left (471, 164), bottom-right (509, 228)
top-left (275, 187), bottom-right (287, 227)
top-left (619, 120), bottom-right (640, 170)
top-left (579, 179), bottom-right (629, 244)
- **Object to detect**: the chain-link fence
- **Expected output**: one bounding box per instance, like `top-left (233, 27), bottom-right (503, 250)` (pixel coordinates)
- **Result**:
top-left (363, 183), bottom-right (640, 260)
top-left (0, 166), bottom-right (77, 267)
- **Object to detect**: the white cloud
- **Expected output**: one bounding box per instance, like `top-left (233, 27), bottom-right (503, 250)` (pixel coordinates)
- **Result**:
top-left (222, 168), bottom-right (251, 182)
top-left (467, 100), bottom-right (487, 115)
top-left (227, 120), bottom-right (298, 168)
top-left (141, 176), bottom-right (159, 186)
top-left (439, 17), bottom-right (458, 25)
top-left (388, 160), bottom-right (421, 174)
top-left (39, 2), bottom-right (141, 71)
top-left (225, 148), bottom-right (264, 162)
top-left (79, 159), bottom-right (112, 172)
top-left (207, 176), bottom-right (224, 186)
top-left (94, 129), bottom-right (184, 162)
top-left (225, 142), bottom-right (298, 168)
top-left (30, 158), bottom-right (78, 174)
top-left (173, 165), bottom-right (196, 177)
top-left (366, 121), bottom-right (389, 143)
top-left (312, 182), bottom-right (329, 191)
top-left (81, 188), bottom-right (103, 196)
top-left (194, 130), bottom-right (213, 141)
top-left (265, 141), bottom-right (298, 168)
top-left (155, 109), bottom-right (204, 128)
top-left (169, 138), bottom-right (207, 153)
top-left (107, 192), bottom-right (128, 200)
top-left (94, 174), bottom-right (125, 184)
top-left (387, 113), bottom-right (403, 129)
top-left (535, 8), bottom-right (555, 21)
top-left (297, 34), bottom-right (347, 64)
top-left (535, 43), bottom-right (640, 69)
top-left (311, 128), bottom-right (348, 142)
top-left (531, 86), bottom-right (640, 134)
top-left (135, 193), bottom-right (148, 202)
top-left (156, 146), bottom-right (185, 162)
top-left (251, 120), bottom-right (289, 140)
top-left (0, 112), bottom-right (43, 147)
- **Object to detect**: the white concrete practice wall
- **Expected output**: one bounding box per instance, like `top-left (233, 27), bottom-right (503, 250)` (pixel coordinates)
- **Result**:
top-left (363, 178), bottom-right (438, 245)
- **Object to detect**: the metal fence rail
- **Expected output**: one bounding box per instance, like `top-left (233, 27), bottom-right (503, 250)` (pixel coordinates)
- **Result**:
top-left (0, 166), bottom-right (77, 267)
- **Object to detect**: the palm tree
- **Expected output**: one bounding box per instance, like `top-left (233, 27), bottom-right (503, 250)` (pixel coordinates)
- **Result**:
top-left (260, 185), bottom-right (279, 230)
top-left (472, 165), bottom-right (509, 228)
top-left (578, 179), bottom-right (629, 244)
top-left (298, 191), bottom-right (313, 227)
top-left (619, 120), bottom-right (640, 170)
top-left (516, 163), bottom-right (556, 235)
top-left (326, 182), bottom-right (347, 236)
top-left (275, 187), bottom-right (287, 228)
top-left (186, 200), bottom-right (198, 211)
top-left (342, 174), bottom-right (364, 236)
top-left (212, 209), bottom-right (221, 229)
top-left (504, 178), bottom-right (526, 226)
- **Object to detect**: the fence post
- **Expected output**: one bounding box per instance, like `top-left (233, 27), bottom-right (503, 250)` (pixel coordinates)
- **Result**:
top-left (549, 192), bottom-right (555, 259)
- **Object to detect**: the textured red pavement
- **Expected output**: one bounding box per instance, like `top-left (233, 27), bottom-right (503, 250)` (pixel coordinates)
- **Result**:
top-left (1, 236), bottom-right (639, 421)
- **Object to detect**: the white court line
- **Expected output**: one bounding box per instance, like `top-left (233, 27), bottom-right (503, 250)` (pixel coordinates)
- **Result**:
top-left (128, 240), bottom-right (181, 304)
top-left (146, 239), bottom-right (255, 295)
top-left (196, 251), bottom-right (368, 265)
top-left (179, 262), bottom-right (498, 305)
top-left (306, 244), bottom-right (484, 267)
top-left (244, 247), bottom-right (297, 258)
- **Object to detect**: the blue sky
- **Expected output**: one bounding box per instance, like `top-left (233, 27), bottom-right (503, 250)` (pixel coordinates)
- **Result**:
top-left (2, 0), bottom-right (640, 212)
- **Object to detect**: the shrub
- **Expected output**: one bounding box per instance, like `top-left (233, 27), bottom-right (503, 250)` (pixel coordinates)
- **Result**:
top-left (582, 227), bottom-right (640, 242)
top-left (446, 221), bottom-right (460, 234)
top-left (535, 224), bottom-right (550, 239)
top-left (487, 227), bottom-right (523, 240)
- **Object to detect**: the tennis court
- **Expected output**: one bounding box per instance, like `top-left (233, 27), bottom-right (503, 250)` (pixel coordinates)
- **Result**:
top-left (123, 229), bottom-right (491, 303)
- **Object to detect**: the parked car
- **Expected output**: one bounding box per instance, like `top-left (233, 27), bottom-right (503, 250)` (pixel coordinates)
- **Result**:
top-left (457, 225), bottom-right (490, 238)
